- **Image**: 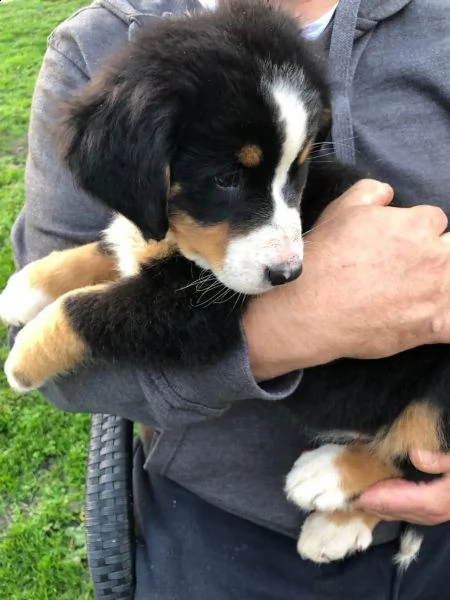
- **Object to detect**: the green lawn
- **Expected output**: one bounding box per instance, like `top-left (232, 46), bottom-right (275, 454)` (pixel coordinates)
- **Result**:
top-left (0, 1), bottom-right (93, 598)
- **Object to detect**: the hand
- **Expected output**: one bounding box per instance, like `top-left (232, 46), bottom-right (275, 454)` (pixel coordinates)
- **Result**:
top-left (357, 450), bottom-right (450, 525)
top-left (243, 179), bottom-right (450, 380)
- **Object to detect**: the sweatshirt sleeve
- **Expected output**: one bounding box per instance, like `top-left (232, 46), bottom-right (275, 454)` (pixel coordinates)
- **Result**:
top-left (10, 18), bottom-right (302, 428)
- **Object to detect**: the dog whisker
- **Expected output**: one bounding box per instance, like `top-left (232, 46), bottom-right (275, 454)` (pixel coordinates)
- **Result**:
top-left (229, 291), bottom-right (246, 315)
top-left (195, 281), bottom-right (223, 293)
top-left (302, 213), bottom-right (341, 237)
top-left (176, 273), bottom-right (215, 292)
top-left (192, 286), bottom-right (234, 308)
top-left (310, 137), bottom-right (356, 149)
top-left (194, 282), bottom-right (228, 304)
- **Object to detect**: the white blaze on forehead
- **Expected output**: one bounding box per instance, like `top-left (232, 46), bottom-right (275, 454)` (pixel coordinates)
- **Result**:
top-left (270, 80), bottom-right (308, 214)
top-left (184, 72), bottom-right (309, 296)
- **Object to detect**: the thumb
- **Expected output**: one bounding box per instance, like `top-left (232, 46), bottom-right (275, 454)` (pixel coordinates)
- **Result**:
top-left (356, 478), bottom-right (420, 514)
top-left (409, 449), bottom-right (450, 474)
top-left (334, 179), bottom-right (394, 209)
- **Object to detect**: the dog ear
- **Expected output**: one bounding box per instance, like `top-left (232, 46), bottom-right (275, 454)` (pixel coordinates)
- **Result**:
top-left (58, 66), bottom-right (177, 241)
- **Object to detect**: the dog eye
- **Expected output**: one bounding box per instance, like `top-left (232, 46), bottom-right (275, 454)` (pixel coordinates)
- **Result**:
top-left (214, 172), bottom-right (240, 189)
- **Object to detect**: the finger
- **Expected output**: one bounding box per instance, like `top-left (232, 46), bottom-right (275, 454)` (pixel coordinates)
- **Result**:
top-left (368, 511), bottom-right (436, 526)
top-left (439, 231), bottom-right (450, 244)
top-left (409, 204), bottom-right (448, 235)
top-left (357, 477), bottom-right (449, 523)
top-left (356, 479), bottom-right (418, 514)
top-left (336, 179), bottom-right (394, 208)
top-left (410, 449), bottom-right (450, 474)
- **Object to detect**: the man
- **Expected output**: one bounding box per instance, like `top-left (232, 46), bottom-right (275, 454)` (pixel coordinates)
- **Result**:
top-left (10, 0), bottom-right (450, 597)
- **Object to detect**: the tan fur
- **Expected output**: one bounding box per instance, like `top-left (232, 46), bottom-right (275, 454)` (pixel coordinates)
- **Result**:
top-left (164, 164), bottom-right (171, 193)
top-left (237, 144), bottom-right (263, 168)
top-left (372, 401), bottom-right (443, 463)
top-left (320, 106), bottom-right (332, 131)
top-left (334, 443), bottom-right (400, 497)
top-left (170, 183), bottom-right (182, 196)
top-left (328, 509), bottom-right (381, 531)
top-left (170, 212), bottom-right (229, 270)
top-left (137, 237), bottom-right (177, 265)
top-left (7, 290), bottom-right (96, 389)
top-left (139, 424), bottom-right (155, 456)
top-left (28, 242), bottom-right (118, 299)
top-left (298, 140), bottom-right (312, 165)
top-left (332, 402), bottom-right (443, 500)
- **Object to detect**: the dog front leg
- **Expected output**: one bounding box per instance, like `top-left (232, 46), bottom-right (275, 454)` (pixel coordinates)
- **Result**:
top-left (4, 284), bottom-right (109, 392)
top-left (0, 242), bottom-right (117, 326)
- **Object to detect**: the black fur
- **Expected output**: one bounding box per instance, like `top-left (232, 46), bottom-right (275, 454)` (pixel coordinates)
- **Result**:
top-left (58, 0), bottom-right (450, 487)
top-left (394, 457), bottom-right (440, 484)
top-left (65, 255), bottom-right (245, 366)
top-left (58, 0), bottom-right (328, 239)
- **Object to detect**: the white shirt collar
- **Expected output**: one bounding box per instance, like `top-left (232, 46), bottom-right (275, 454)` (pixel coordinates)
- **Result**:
top-left (197, 1), bottom-right (338, 39)
top-left (199, 0), bottom-right (216, 9)
top-left (302, 3), bottom-right (339, 39)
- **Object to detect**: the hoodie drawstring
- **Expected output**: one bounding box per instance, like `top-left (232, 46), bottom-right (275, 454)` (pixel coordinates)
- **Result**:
top-left (328, 0), bottom-right (361, 164)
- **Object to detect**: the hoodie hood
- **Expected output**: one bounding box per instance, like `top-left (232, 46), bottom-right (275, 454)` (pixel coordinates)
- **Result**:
top-left (95, 0), bottom-right (414, 165)
top-left (329, 0), bottom-right (413, 163)
top-left (96, 0), bottom-right (202, 28)
top-left (96, 0), bottom-right (414, 33)
top-left (357, 0), bottom-right (413, 38)
top-left (96, 0), bottom-right (204, 45)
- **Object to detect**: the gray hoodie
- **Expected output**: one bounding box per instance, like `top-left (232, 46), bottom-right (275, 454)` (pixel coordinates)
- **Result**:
top-left (10, 0), bottom-right (450, 543)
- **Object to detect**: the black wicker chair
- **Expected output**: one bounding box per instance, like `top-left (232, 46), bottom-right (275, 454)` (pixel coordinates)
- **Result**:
top-left (85, 414), bottom-right (136, 599)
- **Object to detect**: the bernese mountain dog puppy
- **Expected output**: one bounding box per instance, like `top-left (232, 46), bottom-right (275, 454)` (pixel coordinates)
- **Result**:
top-left (0, 0), bottom-right (445, 567)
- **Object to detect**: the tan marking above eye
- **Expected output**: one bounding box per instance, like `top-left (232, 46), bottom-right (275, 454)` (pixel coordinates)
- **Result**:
top-left (298, 140), bottom-right (312, 166)
top-left (169, 212), bottom-right (229, 270)
top-left (170, 182), bottom-right (182, 197)
top-left (237, 144), bottom-right (263, 168)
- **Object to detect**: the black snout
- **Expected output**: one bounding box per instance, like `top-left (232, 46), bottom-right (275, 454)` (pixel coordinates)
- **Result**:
top-left (266, 262), bottom-right (303, 287)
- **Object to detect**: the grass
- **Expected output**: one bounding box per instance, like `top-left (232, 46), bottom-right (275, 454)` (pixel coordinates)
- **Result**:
top-left (0, 1), bottom-right (94, 598)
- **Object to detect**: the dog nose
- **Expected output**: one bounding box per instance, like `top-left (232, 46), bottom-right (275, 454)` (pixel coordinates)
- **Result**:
top-left (265, 262), bottom-right (303, 287)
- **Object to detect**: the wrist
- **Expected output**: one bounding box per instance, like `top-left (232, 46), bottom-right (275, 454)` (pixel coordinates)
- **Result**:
top-left (242, 280), bottom-right (338, 381)
top-left (242, 294), bottom-right (298, 381)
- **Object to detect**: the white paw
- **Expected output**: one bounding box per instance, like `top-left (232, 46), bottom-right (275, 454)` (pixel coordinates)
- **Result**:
top-left (4, 327), bottom-right (35, 393)
top-left (298, 512), bottom-right (373, 563)
top-left (3, 302), bottom-right (56, 393)
top-left (0, 269), bottom-right (52, 326)
top-left (285, 445), bottom-right (348, 512)
top-left (4, 357), bottom-right (33, 393)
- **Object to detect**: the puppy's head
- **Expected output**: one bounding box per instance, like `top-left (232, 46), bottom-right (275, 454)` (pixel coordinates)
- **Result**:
top-left (59, 0), bottom-right (329, 294)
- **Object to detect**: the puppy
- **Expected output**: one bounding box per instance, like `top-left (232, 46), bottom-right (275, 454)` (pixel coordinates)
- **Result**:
top-left (0, 0), bottom-right (445, 567)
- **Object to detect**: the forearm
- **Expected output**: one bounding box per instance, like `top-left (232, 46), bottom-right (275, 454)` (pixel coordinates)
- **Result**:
top-left (243, 279), bottom-right (335, 382)
top-left (34, 336), bottom-right (302, 427)
top-left (243, 180), bottom-right (450, 382)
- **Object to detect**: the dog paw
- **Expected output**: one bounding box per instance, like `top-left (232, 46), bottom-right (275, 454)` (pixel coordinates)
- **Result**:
top-left (0, 269), bottom-right (52, 326)
top-left (285, 444), bottom-right (349, 512)
top-left (297, 512), bottom-right (373, 564)
top-left (4, 302), bottom-right (56, 393)
top-left (4, 329), bottom-right (38, 393)
top-left (4, 360), bottom-right (35, 393)
top-left (5, 298), bottom-right (88, 393)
